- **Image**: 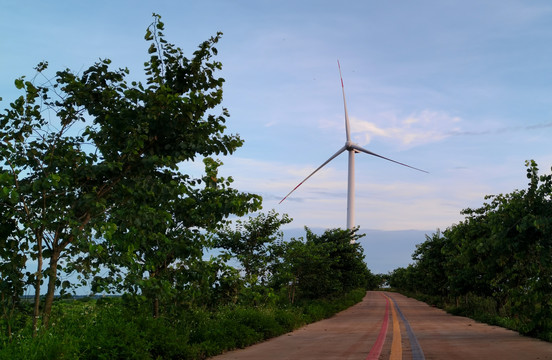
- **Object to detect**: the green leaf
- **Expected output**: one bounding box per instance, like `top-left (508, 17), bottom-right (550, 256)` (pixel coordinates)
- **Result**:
top-left (144, 28), bottom-right (153, 40)
top-left (14, 78), bottom-right (24, 89)
top-left (9, 189), bottom-right (19, 203)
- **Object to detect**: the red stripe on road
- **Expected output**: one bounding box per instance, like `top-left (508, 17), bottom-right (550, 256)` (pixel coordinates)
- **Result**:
top-left (366, 294), bottom-right (390, 360)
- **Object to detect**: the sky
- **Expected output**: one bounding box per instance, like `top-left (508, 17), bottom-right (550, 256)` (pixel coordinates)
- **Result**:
top-left (3, 1), bottom-right (552, 271)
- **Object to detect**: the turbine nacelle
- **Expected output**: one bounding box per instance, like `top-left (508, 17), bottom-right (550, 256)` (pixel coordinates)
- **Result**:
top-left (345, 140), bottom-right (355, 150)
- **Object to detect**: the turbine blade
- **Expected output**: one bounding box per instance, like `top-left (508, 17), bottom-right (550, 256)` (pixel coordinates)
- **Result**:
top-left (337, 60), bottom-right (351, 143)
top-left (351, 144), bottom-right (429, 173)
top-left (280, 145), bottom-right (348, 204)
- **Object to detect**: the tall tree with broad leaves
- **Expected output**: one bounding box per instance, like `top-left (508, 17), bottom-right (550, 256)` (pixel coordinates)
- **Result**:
top-left (271, 227), bottom-right (371, 302)
top-left (390, 160), bottom-right (552, 334)
top-left (0, 13), bottom-right (261, 328)
top-left (456, 160), bottom-right (552, 330)
top-left (214, 210), bottom-right (292, 287)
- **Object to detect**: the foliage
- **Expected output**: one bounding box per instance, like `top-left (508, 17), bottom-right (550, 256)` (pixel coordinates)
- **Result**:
top-left (0, 13), bottom-right (261, 325)
top-left (0, 201), bottom-right (26, 340)
top-left (0, 57), bottom-right (104, 330)
top-left (271, 227), bottom-right (373, 302)
top-left (0, 12), bottom-right (377, 356)
top-left (0, 289), bottom-right (366, 359)
top-left (213, 213), bottom-right (373, 307)
top-left (214, 210), bottom-right (292, 286)
top-left (389, 160), bottom-right (552, 338)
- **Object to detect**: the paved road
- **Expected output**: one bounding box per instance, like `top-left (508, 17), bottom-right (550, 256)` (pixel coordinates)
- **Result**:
top-left (209, 291), bottom-right (552, 360)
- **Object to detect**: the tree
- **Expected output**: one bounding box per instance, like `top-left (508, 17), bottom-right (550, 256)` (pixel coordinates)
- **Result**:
top-left (214, 210), bottom-right (292, 286)
top-left (456, 160), bottom-right (552, 329)
top-left (272, 227), bottom-right (371, 302)
top-left (387, 266), bottom-right (415, 292)
top-left (0, 198), bottom-right (25, 340)
top-left (0, 13), bottom-right (261, 327)
top-left (410, 230), bottom-right (449, 297)
top-left (390, 160), bottom-right (552, 334)
top-left (88, 158), bottom-right (260, 317)
top-left (0, 61), bottom-right (105, 332)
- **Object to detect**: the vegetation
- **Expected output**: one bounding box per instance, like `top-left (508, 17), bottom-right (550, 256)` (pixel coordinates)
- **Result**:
top-left (0, 14), bottom-right (375, 359)
top-left (270, 227), bottom-right (377, 303)
top-left (0, 220), bottom-right (373, 359)
top-left (0, 289), bottom-right (367, 360)
top-left (388, 160), bottom-right (552, 341)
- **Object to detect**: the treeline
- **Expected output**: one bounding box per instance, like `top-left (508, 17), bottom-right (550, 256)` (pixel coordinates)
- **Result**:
top-left (0, 219), bottom-right (374, 359)
top-left (388, 160), bottom-right (552, 339)
top-left (0, 14), bottom-right (375, 358)
top-left (214, 212), bottom-right (377, 306)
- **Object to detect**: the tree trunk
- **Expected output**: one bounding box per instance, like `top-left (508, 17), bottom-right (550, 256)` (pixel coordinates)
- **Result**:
top-left (42, 248), bottom-right (61, 328)
top-left (32, 233), bottom-right (43, 337)
top-left (289, 277), bottom-right (297, 304)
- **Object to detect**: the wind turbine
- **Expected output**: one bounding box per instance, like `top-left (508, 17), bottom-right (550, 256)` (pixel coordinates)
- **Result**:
top-left (280, 61), bottom-right (428, 233)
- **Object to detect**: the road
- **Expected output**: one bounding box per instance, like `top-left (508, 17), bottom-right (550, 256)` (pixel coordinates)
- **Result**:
top-left (209, 291), bottom-right (552, 359)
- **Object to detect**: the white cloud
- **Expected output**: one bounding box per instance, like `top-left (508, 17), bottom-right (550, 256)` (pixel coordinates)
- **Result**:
top-left (350, 110), bottom-right (462, 148)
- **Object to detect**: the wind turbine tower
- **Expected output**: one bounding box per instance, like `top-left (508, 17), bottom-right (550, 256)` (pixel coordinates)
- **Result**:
top-left (280, 61), bottom-right (427, 233)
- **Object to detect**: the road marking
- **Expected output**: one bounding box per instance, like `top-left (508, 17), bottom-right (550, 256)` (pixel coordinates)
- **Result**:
top-left (388, 294), bottom-right (425, 360)
top-left (385, 294), bottom-right (402, 360)
top-left (366, 294), bottom-right (390, 360)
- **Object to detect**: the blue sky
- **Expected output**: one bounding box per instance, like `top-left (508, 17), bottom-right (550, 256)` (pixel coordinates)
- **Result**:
top-left (3, 0), bottom-right (552, 237)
